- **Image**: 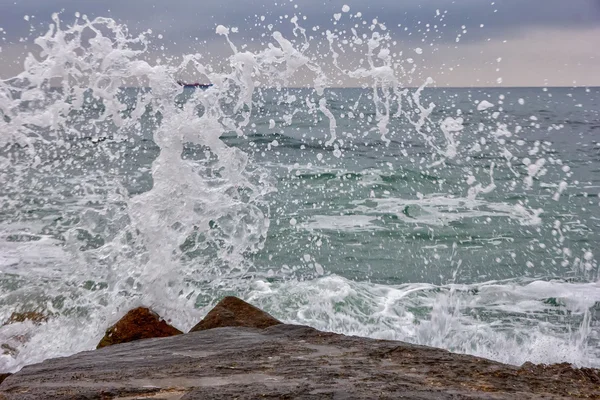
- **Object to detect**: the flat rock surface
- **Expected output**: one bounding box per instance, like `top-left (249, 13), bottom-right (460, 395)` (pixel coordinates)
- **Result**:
top-left (1, 324), bottom-right (598, 399)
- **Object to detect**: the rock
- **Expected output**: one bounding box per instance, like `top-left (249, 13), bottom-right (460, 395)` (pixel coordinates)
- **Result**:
top-left (3, 311), bottom-right (48, 326)
top-left (1, 324), bottom-right (599, 399)
top-left (0, 373), bottom-right (11, 385)
top-left (97, 307), bottom-right (182, 349)
top-left (189, 296), bottom-right (282, 333)
top-left (518, 361), bottom-right (600, 386)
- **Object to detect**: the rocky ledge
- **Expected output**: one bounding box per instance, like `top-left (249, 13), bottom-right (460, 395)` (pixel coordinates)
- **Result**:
top-left (1, 297), bottom-right (599, 399)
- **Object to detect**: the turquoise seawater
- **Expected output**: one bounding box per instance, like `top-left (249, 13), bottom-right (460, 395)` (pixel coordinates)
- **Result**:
top-left (1, 84), bottom-right (599, 371)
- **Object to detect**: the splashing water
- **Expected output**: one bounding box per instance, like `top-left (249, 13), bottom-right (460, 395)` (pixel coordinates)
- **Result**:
top-left (1, 10), bottom-right (599, 372)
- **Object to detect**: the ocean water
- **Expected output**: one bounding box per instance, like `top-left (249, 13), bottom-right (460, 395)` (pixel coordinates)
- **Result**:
top-left (1, 15), bottom-right (599, 372)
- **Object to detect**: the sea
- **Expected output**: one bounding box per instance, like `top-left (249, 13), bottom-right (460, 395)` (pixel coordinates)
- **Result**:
top-left (0, 16), bottom-right (599, 373)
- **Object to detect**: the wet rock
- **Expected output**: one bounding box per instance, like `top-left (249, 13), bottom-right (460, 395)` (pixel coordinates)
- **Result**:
top-left (2, 324), bottom-right (599, 399)
top-left (2, 311), bottom-right (48, 326)
top-left (518, 362), bottom-right (600, 388)
top-left (189, 296), bottom-right (281, 332)
top-left (97, 307), bottom-right (182, 349)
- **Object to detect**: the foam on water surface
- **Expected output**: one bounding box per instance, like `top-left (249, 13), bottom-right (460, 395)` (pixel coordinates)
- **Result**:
top-left (248, 275), bottom-right (600, 367)
top-left (0, 9), bottom-right (599, 372)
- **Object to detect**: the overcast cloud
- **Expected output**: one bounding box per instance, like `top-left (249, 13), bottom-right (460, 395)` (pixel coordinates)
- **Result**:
top-left (0, 0), bottom-right (599, 86)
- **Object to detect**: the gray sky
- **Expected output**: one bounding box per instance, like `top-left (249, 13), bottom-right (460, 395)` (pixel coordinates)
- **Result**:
top-left (1, 0), bottom-right (599, 87)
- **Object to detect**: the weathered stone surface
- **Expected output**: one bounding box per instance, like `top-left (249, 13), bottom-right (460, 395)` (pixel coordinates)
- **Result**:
top-left (97, 307), bottom-right (183, 349)
top-left (189, 296), bottom-right (281, 332)
top-left (0, 375), bottom-right (10, 386)
top-left (1, 324), bottom-right (598, 399)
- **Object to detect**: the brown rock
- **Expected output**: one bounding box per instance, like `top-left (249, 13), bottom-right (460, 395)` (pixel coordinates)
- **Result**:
top-left (189, 296), bottom-right (281, 332)
top-left (3, 324), bottom-right (600, 399)
top-left (97, 307), bottom-right (182, 349)
top-left (3, 312), bottom-right (48, 326)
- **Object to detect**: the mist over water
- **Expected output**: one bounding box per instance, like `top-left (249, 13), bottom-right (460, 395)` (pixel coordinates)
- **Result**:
top-left (1, 10), bottom-right (599, 372)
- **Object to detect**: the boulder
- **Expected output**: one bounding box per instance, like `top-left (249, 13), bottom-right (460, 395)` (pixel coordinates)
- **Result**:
top-left (97, 307), bottom-right (182, 349)
top-left (189, 296), bottom-right (281, 332)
